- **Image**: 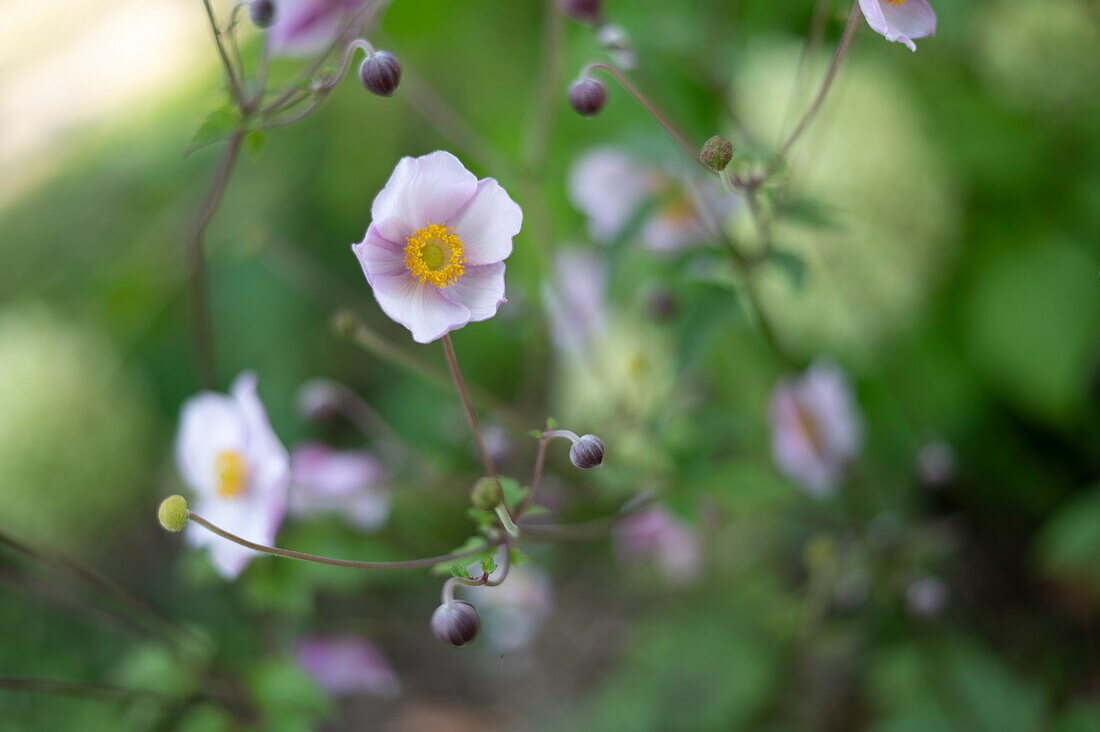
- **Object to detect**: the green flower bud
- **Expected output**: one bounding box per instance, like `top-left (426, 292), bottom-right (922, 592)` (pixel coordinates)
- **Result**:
top-left (470, 477), bottom-right (503, 511)
top-left (700, 135), bottom-right (733, 172)
top-left (158, 495), bottom-right (189, 533)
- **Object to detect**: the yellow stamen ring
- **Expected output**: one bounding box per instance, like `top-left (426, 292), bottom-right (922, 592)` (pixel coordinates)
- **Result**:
top-left (214, 450), bottom-right (247, 499)
top-left (404, 223), bottom-right (465, 288)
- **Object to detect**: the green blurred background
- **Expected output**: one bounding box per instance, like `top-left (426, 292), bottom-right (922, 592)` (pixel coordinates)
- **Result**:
top-left (1, 0), bottom-right (1099, 729)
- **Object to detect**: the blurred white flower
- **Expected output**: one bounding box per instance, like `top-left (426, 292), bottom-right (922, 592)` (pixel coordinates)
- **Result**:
top-left (916, 440), bottom-right (956, 489)
top-left (567, 148), bottom-right (739, 253)
top-left (613, 506), bottom-right (702, 586)
top-left (769, 361), bottom-right (862, 496)
top-left (175, 372), bottom-right (289, 579)
top-left (543, 248), bottom-right (608, 359)
top-left (463, 565), bottom-right (553, 651)
top-left (297, 635), bottom-right (401, 698)
top-left (289, 444), bottom-right (390, 531)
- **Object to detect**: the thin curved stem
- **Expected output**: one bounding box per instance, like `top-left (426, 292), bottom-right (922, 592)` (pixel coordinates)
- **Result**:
top-left (442, 335), bottom-right (498, 480)
top-left (187, 129), bottom-right (245, 388)
top-left (187, 512), bottom-right (502, 570)
top-left (767, 2), bottom-right (860, 178)
top-left (516, 435), bottom-right (549, 518)
top-left (519, 493), bottom-right (654, 541)
top-left (200, 0), bottom-right (247, 109)
top-left (582, 62), bottom-right (706, 171)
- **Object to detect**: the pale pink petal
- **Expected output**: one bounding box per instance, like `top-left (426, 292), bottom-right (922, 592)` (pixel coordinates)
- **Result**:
top-left (267, 0), bottom-right (368, 58)
top-left (450, 179), bottom-right (522, 266)
top-left (370, 272), bottom-right (471, 344)
top-left (859, 0), bottom-right (936, 51)
top-left (298, 636), bottom-right (401, 698)
top-left (442, 262), bottom-right (506, 322)
top-left (371, 152), bottom-right (478, 244)
top-left (231, 372), bottom-right (291, 493)
top-left (352, 224), bottom-right (407, 283)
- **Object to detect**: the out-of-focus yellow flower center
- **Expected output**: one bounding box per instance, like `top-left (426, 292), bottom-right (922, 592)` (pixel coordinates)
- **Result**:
top-left (884, 0), bottom-right (907, 5)
top-left (794, 403), bottom-right (825, 458)
top-left (404, 223), bottom-right (465, 287)
top-left (214, 450), bottom-right (247, 499)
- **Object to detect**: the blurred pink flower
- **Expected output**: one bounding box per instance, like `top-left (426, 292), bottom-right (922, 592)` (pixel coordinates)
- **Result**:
top-left (289, 444), bottom-right (390, 531)
top-left (769, 361), bottom-right (863, 496)
top-left (858, 0), bottom-right (936, 52)
top-left (567, 148), bottom-right (739, 253)
top-left (267, 0), bottom-right (370, 58)
top-left (543, 249), bottom-right (608, 357)
top-left (297, 635), bottom-right (401, 698)
top-left (613, 506), bottom-right (702, 586)
top-left (175, 372), bottom-right (289, 579)
top-left (464, 564), bottom-right (553, 651)
top-left (352, 151), bottom-right (522, 343)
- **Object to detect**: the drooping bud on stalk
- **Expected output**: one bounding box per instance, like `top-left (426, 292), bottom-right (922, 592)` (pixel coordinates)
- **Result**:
top-left (700, 135), bottom-right (734, 173)
top-left (568, 78), bottom-right (607, 117)
top-left (157, 495), bottom-right (189, 533)
top-left (431, 600), bottom-right (480, 646)
top-left (249, 0), bottom-right (275, 28)
top-left (470, 477), bottom-right (503, 511)
top-left (358, 51), bottom-right (402, 97)
top-left (570, 434), bottom-right (605, 470)
top-left (332, 310), bottom-right (359, 339)
top-left (555, 0), bottom-right (602, 24)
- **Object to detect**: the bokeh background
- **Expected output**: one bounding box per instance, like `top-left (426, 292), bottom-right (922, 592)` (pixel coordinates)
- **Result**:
top-left (1, 0), bottom-right (1099, 729)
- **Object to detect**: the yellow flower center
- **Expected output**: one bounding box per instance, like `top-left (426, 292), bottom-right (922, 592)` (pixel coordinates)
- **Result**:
top-left (404, 223), bottom-right (465, 287)
top-left (884, 0), bottom-right (907, 5)
top-left (214, 450), bottom-right (247, 499)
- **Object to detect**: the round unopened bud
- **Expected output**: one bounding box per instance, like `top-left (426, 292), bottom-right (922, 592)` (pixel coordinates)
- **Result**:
top-left (431, 601), bottom-right (480, 646)
top-left (249, 0), bottom-right (275, 28)
top-left (358, 51), bottom-right (402, 97)
top-left (555, 0), bottom-right (602, 24)
top-left (470, 477), bottom-right (503, 512)
top-left (158, 495), bottom-right (189, 533)
top-left (568, 78), bottom-right (607, 117)
top-left (700, 135), bottom-right (734, 172)
top-left (569, 434), bottom-right (604, 470)
top-left (332, 310), bottom-right (358, 338)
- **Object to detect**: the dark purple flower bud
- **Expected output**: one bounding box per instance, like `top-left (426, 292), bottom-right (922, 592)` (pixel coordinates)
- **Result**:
top-left (555, 0), bottom-right (602, 24)
top-left (700, 135), bottom-right (734, 172)
top-left (431, 601), bottom-right (480, 646)
top-left (568, 79), bottom-right (607, 117)
top-left (359, 51), bottom-right (402, 97)
top-left (570, 434), bottom-right (604, 470)
top-left (250, 0), bottom-right (275, 28)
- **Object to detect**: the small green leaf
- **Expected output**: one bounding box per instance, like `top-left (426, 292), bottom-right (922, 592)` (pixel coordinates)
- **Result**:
top-left (481, 557), bottom-right (497, 575)
top-left (529, 429), bottom-right (543, 439)
top-left (246, 130), bottom-right (267, 156)
top-left (189, 107), bottom-right (241, 154)
top-left (450, 564), bottom-right (470, 579)
top-left (546, 417), bottom-right (558, 430)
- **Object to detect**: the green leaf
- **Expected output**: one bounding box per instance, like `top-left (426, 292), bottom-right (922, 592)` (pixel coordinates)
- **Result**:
top-left (765, 248), bottom-right (807, 291)
top-left (188, 107), bottom-right (241, 154)
top-left (499, 476), bottom-right (528, 512)
top-left (481, 556), bottom-right (497, 575)
top-left (246, 130), bottom-right (268, 156)
top-left (450, 564), bottom-right (470, 579)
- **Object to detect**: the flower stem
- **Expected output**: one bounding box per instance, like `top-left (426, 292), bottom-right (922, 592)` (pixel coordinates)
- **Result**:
top-left (767, 1), bottom-right (861, 177)
top-left (199, 0), bottom-right (247, 109)
top-left (441, 335), bottom-right (498, 480)
top-left (187, 512), bottom-right (502, 570)
top-left (187, 129), bottom-right (244, 389)
top-left (582, 62), bottom-right (707, 171)
top-left (516, 435), bottom-right (550, 518)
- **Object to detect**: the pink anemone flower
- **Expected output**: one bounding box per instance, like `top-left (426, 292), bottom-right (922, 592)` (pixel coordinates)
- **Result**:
top-left (352, 151), bottom-right (522, 344)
